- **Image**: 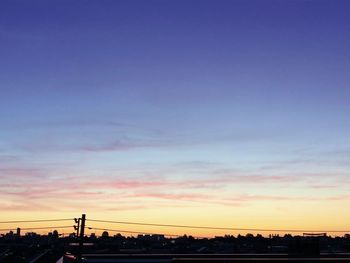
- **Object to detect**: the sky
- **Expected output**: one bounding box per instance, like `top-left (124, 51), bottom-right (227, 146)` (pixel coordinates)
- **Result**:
top-left (1, 0), bottom-right (350, 236)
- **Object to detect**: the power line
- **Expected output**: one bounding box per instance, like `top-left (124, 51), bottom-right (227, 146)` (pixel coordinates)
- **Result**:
top-left (0, 226), bottom-right (73, 232)
top-left (87, 226), bottom-right (178, 237)
top-left (21, 225), bottom-right (73, 230)
top-left (88, 219), bottom-right (349, 233)
top-left (86, 226), bottom-right (209, 239)
top-left (0, 218), bottom-right (74, 224)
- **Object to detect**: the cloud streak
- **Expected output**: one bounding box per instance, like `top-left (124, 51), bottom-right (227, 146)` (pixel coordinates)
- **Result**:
top-left (2, 168), bottom-right (349, 213)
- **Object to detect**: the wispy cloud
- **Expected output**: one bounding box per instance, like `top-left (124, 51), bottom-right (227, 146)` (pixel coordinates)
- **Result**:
top-left (77, 140), bottom-right (137, 152)
top-left (2, 119), bottom-right (128, 131)
top-left (0, 167), bottom-right (46, 179)
top-left (1, 156), bottom-right (349, 213)
top-left (2, 169), bottom-right (348, 212)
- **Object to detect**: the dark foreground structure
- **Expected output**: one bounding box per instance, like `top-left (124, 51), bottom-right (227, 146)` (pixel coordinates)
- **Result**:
top-left (1, 231), bottom-right (350, 262)
top-left (62, 253), bottom-right (350, 263)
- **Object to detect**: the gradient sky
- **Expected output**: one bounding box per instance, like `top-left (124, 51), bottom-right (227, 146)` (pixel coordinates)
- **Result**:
top-left (1, 0), bottom-right (350, 236)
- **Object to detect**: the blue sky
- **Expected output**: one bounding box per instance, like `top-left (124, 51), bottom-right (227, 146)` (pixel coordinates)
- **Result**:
top-left (1, 0), bottom-right (350, 232)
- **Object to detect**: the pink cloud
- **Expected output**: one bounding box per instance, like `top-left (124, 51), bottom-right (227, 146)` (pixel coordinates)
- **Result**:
top-left (325, 195), bottom-right (350, 201)
top-left (2, 163), bottom-right (349, 213)
top-left (309, 184), bottom-right (339, 189)
top-left (0, 201), bottom-right (55, 211)
top-left (0, 167), bottom-right (46, 178)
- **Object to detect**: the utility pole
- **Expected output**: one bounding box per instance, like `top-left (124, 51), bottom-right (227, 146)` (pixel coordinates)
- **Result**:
top-left (80, 214), bottom-right (86, 240)
top-left (76, 214), bottom-right (86, 263)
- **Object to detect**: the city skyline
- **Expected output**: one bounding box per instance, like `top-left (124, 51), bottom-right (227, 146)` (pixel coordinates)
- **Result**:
top-left (1, 0), bottom-right (350, 236)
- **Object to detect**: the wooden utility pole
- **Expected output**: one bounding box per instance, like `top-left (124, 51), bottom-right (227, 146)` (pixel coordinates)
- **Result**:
top-left (79, 214), bottom-right (86, 240)
top-left (77, 214), bottom-right (86, 263)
